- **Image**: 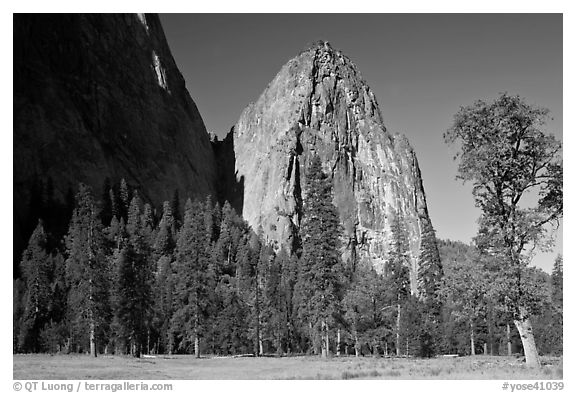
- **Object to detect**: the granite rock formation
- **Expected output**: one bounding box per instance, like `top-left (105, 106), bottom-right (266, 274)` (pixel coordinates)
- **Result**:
top-left (229, 41), bottom-right (433, 293)
top-left (14, 14), bottom-right (217, 265)
top-left (14, 15), bottom-right (435, 294)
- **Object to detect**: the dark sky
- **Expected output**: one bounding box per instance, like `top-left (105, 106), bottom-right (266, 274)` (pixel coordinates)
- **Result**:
top-left (159, 13), bottom-right (563, 272)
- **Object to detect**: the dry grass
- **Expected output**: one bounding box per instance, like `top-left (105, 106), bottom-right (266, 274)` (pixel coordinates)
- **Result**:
top-left (13, 354), bottom-right (563, 380)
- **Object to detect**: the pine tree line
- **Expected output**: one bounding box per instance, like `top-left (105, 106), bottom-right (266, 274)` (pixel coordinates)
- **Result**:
top-left (14, 160), bottom-right (561, 357)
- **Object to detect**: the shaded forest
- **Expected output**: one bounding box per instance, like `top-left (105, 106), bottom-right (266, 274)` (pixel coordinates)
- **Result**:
top-left (13, 156), bottom-right (562, 358)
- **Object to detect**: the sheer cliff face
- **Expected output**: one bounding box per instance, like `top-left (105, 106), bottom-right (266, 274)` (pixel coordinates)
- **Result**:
top-left (232, 42), bottom-right (431, 293)
top-left (14, 14), bottom-right (217, 256)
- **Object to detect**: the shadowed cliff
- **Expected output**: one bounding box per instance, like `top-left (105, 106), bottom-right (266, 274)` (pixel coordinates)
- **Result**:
top-left (14, 14), bottom-right (217, 273)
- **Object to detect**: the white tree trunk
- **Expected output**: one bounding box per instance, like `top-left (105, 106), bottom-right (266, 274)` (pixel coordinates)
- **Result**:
top-left (259, 338), bottom-right (263, 356)
top-left (514, 313), bottom-right (540, 367)
top-left (354, 329), bottom-right (359, 357)
top-left (89, 320), bottom-right (97, 357)
top-left (470, 319), bottom-right (475, 356)
top-left (396, 303), bottom-right (401, 356)
top-left (321, 320), bottom-right (329, 358)
top-left (194, 336), bottom-right (200, 359)
top-left (336, 328), bottom-right (341, 357)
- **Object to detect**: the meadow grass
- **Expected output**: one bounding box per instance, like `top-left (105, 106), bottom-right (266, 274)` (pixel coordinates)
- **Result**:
top-left (13, 354), bottom-right (562, 380)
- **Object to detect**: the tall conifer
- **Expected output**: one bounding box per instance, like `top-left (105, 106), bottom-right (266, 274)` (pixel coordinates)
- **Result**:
top-left (385, 211), bottom-right (411, 356)
top-left (417, 216), bottom-right (444, 356)
top-left (19, 220), bottom-right (52, 352)
top-left (65, 184), bottom-right (110, 357)
top-left (171, 199), bottom-right (213, 357)
top-left (113, 193), bottom-right (154, 357)
top-left (294, 155), bottom-right (345, 357)
top-left (551, 254), bottom-right (563, 310)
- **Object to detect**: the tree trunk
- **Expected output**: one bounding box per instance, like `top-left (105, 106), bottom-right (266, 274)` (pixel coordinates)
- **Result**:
top-left (514, 313), bottom-right (540, 367)
top-left (276, 330), bottom-right (282, 356)
top-left (309, 321), bottom-right (318, 355)
top-left (88, 208), bottom-right (97, 358)
top-left (147, 329), bottom-right (150, 355)
top-left (194, 335), bottom-right (200, 359)
top-left (470, 319), bottom-right (475, 356)
top-left (65, 337), bottom-right (71, 354)
top-left (507, 323), bottom-right (512, 356)
top-left (194, 301), bottom-right (201, 358)
top-left (336, 328), bottom-right (341, 357)
top-left (89, 320), bottom-right (97, 357)
top-left (321, 319), bottom-right (329, 358)
top-left (487, 311), bottom-right (494, 355)
top-left (405, 337), bottom-right (409, 357)
top-left (396, 303), bottom-right (401, 356)
top-left (484, 343), bottom-right (488, 355)
top-left (287, 320), bottom-right (292, 355)
top-left (255, 280), bottom-right (261, 357)
top-left (259, 338), bottom-right (263, 356)
top-left (354, 329), bottom-right (359, 357)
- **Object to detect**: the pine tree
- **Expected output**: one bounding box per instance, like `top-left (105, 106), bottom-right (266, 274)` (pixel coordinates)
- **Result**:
top-left (204, 195), bottom-right (219, 243)
top-left (106, 216), bottom-right (122, 251)
top-left (13, 278), bottom-right (26, 351)
top-left (214, 276), bottom-right (251, 355)
top-left (208, 200), bottom-right (252, 354)
top-left (385, 211), bottom-right (411, 356)
top-left (109, 187), bottom-right (119, 220)
top-left (113, 193), bottom-right (154, 357)
top-left (417, 217), bottom-right (443, 304)
top-left (171, 199), bottom-right (213, 357)
top-left (416, 216), bottom-right (444, 356)
top-left (65, 183), bottom-right (110, 357)
top-left (18, 220), bottom-right (52, 352)
top-left (280, 249), bottom-right (300, 353)
top-left (253, 235), bottom-right (273, 355)
top-left (43, 250), bottom-right (68, 353)
top-left (236, 229), bottom-right (264, 355)
top-left (294, 155), bottom-right (345, 357)
top-left (154, 201), bottom-right (176, 258)
top-left (551, 254), bottom-right (562, 310)
top-left (264, 247), bottom-right (288, 354)
top-left (214, 201), bottom-right (240, 274)
top-left (533, 254), bottom-right (563, 356)
top-left (141, 203), bottom-right (155, 248)
top-left (119, 178), bottom-right (131, 219)
top-left (151, 201), bottom-right (176, 354)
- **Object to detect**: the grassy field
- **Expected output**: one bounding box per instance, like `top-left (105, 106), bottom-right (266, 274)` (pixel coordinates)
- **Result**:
top-left (13, 354), bottom-right (562, 380)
